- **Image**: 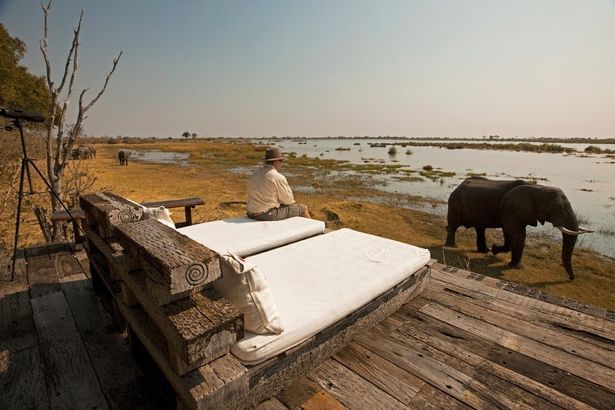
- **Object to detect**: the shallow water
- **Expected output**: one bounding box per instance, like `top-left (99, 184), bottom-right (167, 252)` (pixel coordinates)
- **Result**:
top-left (270, 138), bottom-right (615, 257)
top-left (128, 149), bottom-right (190, 166)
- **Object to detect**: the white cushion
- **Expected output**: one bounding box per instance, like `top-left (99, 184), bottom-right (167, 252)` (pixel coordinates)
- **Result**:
top-left (213, 253), bottom-right (284, 335)
top-left (177, 216), bottom-right (325, 256)
top-left (125, 198), bottom-right (176, 229)
top-left (230, 228), bottom-right (430, 364)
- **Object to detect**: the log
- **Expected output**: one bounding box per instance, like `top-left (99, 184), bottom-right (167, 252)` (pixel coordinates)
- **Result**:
top-left (112, 219), bottom-right (221, 304)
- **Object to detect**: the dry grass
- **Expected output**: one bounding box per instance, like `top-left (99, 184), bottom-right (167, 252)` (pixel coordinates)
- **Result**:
top-left (5, 139), bottom-right (615, 310)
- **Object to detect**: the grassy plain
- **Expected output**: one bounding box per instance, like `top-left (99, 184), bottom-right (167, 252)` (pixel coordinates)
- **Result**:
top-left (18, 139), bottom-right (615, 310)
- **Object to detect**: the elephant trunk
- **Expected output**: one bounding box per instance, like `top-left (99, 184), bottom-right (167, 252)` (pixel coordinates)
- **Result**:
top-left (552, 202), bottom-right (581, 281)
top-left (561, 232), bottom-right (577, 280)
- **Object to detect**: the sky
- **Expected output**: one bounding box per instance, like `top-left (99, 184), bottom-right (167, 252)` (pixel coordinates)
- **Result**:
top-left (1, 0), bottom-right (614, 138)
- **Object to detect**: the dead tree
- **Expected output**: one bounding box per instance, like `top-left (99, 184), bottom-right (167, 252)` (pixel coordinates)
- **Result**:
top-left (39, 0), bottom-right (122, 239)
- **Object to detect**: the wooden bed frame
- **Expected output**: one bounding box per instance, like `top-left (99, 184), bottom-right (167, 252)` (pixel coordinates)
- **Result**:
top-left (80, 192), bottom-right (431, 409)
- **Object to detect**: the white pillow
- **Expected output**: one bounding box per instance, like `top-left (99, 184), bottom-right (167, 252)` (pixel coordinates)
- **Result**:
top-left (213, 252), bottom-right (284, 335)
top-left (125, 198), bottom-right (176, 229)
top-left (142, 206), bottom-right (175, 229)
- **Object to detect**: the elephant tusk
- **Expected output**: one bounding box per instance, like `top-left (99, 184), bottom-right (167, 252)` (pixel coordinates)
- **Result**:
top-left (557, 226), bottom-right (592, 235)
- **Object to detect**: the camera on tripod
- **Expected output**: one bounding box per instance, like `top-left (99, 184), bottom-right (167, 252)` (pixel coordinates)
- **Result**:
top-left (0, 108), bottom-right (45, 123)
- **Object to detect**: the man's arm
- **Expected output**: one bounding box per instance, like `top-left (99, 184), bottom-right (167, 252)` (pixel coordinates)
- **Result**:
top-left (275, 175), bottom-right (295, 205)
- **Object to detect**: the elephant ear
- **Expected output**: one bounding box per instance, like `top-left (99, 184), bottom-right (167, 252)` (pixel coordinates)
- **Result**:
top-left (536, 188), bottom-right (565, 225)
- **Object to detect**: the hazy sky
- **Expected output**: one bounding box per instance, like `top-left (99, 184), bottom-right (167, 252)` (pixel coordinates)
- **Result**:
top-left (1, 0), bottom-right (614, 138)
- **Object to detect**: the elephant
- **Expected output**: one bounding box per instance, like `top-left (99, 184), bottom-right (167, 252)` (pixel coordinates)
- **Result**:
top-left (118, 150), bottom-right (130, 166)
top-left (492, 184), bottom-right (591, 280)
top-left (71, 145), bottom-right (93, 160)
top-left (446, 177), bottom-right (530, 253)
top-left (446, 177), bottom-right (591, 280)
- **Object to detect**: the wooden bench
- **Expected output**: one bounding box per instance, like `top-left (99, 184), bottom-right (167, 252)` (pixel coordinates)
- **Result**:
top-left (80, 191), bottom-right (430, 409)
top-left (51, 196), bottom-right (204, 242)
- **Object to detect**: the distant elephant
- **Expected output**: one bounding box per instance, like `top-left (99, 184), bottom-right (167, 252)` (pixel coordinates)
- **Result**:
top-left (118, 150), bottom-right (130, 166)
top-left (89, 146), bottom-right (97, 158)
top-left (446, 177), bottom-right (530, 252)
top-left (71, 145), bottom-right (93, 160)
top-left (446, 177), bottom-right (591, 280)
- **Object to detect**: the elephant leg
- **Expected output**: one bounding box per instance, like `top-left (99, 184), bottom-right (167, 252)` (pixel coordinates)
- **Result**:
top-left (475, 227), bottom-right (489, 253)
top-left (445, 224), bottom-right (458, 247)
top-left (491, 230), bottom-right (511, 255)
top-left (444, 206), bottom-right (460, 247)
top-left (508, 225), bottom-right (526, 269)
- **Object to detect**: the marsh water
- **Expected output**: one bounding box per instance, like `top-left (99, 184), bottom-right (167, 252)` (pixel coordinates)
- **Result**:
top-left (128, 149), bottom-right (190, 166)
top-left (273, 138), bottom-right (615, 258)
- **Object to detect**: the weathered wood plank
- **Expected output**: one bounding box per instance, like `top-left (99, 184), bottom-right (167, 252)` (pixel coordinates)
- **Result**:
top-left (431, 267), bottom-right (615, 337)
top-left (0, 257), bottom-right (36, 355)
top-left (59, 273), bottom-right (159, 409)
top-left (299, 390), bottom-right (348, 410)
top-left (26, 252), bottom-right (61, 299)
top-left (308, 359), bottom-right (407, 410)
top-left (419, 302), bottom-right (615, 391)
top-left (52, 250), bottom-right (83, 278)
top-left (399, 303), bottom-right (615, 409)
top-left (60, 273), bottom-right (113, 335)
top-left (254, 397), bottom-right (290, 410)
top-left (409, 383), bottom-right (472, 410)
top-left (425, 284), bottom-right (615, 368)
top-left (436, 263), bottom-right (615, 320)
top-left (276, 376), bottom-right (319, 409)
top-left (82, 332), bottom-right (159, 410)
top-left (394, 311), bottom-right (595, 410)
top-left (355, 330), bottom-right (504, 410)
top-left (383, 322), bottom-right (560, 409)
top-left (430, 278), bottom-right (615, 352)
top-left (31, 291), bottom-right (109, 410)
top-left (1, 255), bottom-right (44, 410)
top-left (333, 342), bottom-right (424, 405)
top-left (0, 346), bottom-right (49, 410)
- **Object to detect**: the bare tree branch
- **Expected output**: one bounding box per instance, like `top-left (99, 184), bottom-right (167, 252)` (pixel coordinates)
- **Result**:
top-left (56, 10), bottom-right (82, 93)
top-left (40, 0), bottom-right (53, 91)
top-left (81, 51), bottom-right (123, 114)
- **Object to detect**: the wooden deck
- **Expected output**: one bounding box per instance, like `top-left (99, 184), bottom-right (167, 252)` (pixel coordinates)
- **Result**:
top-left (2, 247), bottom-right (614, 409)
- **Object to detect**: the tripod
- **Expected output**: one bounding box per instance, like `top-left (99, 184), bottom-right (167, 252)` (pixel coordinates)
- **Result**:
top-left (2, 110), bottom-right (81, 281)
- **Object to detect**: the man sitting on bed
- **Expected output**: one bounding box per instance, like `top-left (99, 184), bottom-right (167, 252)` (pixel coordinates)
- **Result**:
top-left (247, 147), bottom-right (311, 221)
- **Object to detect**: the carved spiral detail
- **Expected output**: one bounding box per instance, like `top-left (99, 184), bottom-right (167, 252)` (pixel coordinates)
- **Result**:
top-left (118, 208), bottom-right (139, 223)
top-left (185, 264), bottom-right (208, 286)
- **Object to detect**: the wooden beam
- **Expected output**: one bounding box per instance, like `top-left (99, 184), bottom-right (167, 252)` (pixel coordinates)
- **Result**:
top-left (31, 291), bottom-right (109, 409)
top-left (112, 219), bottom-right (221, 305)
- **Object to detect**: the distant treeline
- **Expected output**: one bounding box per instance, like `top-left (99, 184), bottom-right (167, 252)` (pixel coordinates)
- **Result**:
top-left (368, 141), bottom-right (615, 155)
top-left (255, 136), bottom-right (615, 144)
top-left (396, 141), bottom-right (575, 154)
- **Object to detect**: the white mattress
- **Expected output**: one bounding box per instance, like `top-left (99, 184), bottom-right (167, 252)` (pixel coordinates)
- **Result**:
top-left (232, 228), bottom-right (430, 365)
top-left (177, 216), bottom-right (325, 257)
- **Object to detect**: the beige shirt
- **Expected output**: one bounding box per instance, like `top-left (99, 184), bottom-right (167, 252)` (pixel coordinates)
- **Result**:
top-left (247, 164), bottom-right (295, 213)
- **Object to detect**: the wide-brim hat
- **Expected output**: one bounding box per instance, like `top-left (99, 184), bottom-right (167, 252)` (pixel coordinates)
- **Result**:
top-left (263, 147), bottom-right (284, 162)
